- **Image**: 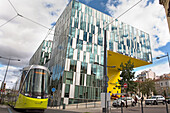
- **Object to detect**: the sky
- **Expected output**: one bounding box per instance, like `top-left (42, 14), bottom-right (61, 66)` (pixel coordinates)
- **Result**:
top-left (0, 0), bottom-right (170, 89)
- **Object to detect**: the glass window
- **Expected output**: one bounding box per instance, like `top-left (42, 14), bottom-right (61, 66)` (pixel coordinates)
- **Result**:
top-left (75, 85), bottom-right (79, 98)
top-left (98, 36), bottom-right (103, 46)
top-left (71, 8), bottom-right (75, 17)
top-left (77, 40), bottom-right (83, 50)
top-left (65, 84), bottom-right (70, 97)
top-left (83, 31), bottom-right (87, 41)
top-left (68, 47), bottom-right (73, 59)
top-left (74, 18), bottom-right (78, 28)
top-left (79, 86), bottom-right (83, 98)
top-left (71, 27), bottom-right (76, 38)
top-left (84, 51), bottom-right (86, 62)
top-left (66, 71), bottom-right (73, 84)
top-left (70, 60), bottom-right (77, 72)
top-left (90, 53), bottom-right (94, 63)
top-left (89, 33), bottom-right (92, 43)
top-left (86, 75), bottom-right (91, 86)
top-left (21, 69), bottom-right (50, 98)
top-left (81, 62), bottom-right (87, 73)
top-left (91, 64), bottom-right (97, 75)
top-left (94, 44), bottom-right (97, 54)
top-left (109, 40), bottom-right (113, 51)
top-left (78, 2), bottom-right (81, 11)
top-left (87, 87), bottom-right (91, 99)
top-left (80, 74), bottom-right (84, 86)
top-left (74, 1), bottom-right (78, 10)
top-left (96, 18), bottom-right (100, 27)
top-left (77, 49), bottom-right (80, 60)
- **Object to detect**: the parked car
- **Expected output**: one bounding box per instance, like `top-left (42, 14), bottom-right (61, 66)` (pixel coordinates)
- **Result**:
top-left (145, 95), bottom-right (165, 105)
top-left (112, 97), bottom-right (136, 107)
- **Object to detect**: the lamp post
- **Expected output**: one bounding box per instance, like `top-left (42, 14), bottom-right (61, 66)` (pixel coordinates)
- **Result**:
top-left (156, 52), bottom-right (170, 68)
top-left (0, 56), bottom-right (20, 102)
top-left (156, 52), bottom-right (169, 113)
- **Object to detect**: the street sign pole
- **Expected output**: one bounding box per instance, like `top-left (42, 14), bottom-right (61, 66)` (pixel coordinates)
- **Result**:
top-left (123, 83), bottom-right (128, 108)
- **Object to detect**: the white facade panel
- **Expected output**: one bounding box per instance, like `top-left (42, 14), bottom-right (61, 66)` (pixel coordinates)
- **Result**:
top-left (83, 41), bottom-right (87, 51)
top-left (80, 50), bottom-right (84, 62)
top-left (72, 17), bottom-right (74, 27)
top-left (73, 72), bottom-right (76, 85)
top-left (69, 84), bottom-right (75, 98)
top-left (76, 61), bottom-right (81, 73)
top-left (78, 11), bottom-right (81, 29)
top-left (86, 52), bottom-right (90, 63)
top-left (76, 72), bottom-right (80, 85)
top-left (80, 30), bottom-right (84, 40)
top-left (72, 38), bottom-right (77, 49)
top-left (97, 45), bottom-right (101, 55)
top-left (64, 58), bottom-right (70, 71)
top-left (82, 4), bottom-right (85, 12)
top-left (73, 49), bottom-right (78, 60)
top-left (61, 83), bottom-right (65, 98)
top-left (87, 63), bottom-right (91, 75)
top-left (63, 98), bottom-right (69, 105)
top-left (84, 74), bottom-right (87, 86)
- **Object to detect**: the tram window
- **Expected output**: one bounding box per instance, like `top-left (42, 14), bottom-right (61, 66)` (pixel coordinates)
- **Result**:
top-left (21, 70), bottom-right (32, 95)
top-left (21, 68), bottom-right (49, 97)
top-left (19, 71), bottom-right (27, 91)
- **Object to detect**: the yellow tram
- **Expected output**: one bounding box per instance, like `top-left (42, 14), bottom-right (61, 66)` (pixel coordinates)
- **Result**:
top-left (10, 65), bottom-right (50, 112)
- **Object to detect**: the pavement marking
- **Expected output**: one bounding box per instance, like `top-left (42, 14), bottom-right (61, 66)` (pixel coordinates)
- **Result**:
top-left (8, 108), bottom-right (13, 113)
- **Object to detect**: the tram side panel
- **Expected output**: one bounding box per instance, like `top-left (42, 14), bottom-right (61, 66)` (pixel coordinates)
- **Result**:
top-left (14, 66), bottom-right (50, 110)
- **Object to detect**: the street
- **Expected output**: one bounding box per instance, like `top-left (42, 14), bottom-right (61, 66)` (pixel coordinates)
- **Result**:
top-left (0, 104), bottom-right (170, 113)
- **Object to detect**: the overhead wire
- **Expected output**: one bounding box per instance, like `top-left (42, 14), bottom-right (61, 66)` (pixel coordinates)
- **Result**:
top-left (104, 0), bottom-right (142, 29)
top-left (18, 14), bottom-right (50, 30)
top-left (0, 15), bottom-right (18, 28)
top-left (7, 0), bottom-right (18, 14)
top-left (0, 0), bottom-right (51, 30)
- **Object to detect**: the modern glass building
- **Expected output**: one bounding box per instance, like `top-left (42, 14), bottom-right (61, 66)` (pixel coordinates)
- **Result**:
top-left (46, 0), bottom-right (152, 105)
top-left (29, 40), bottom-right (53, 65)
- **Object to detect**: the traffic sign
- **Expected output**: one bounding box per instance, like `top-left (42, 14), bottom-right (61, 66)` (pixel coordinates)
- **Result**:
top-left (124, 83), bottom-right (128, 88)
top-left (51, 88), bottom-right (56, 92)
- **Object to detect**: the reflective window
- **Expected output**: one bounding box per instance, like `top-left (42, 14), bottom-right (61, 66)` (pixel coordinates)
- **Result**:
top-left (65, 84), bottom-right (70, 97)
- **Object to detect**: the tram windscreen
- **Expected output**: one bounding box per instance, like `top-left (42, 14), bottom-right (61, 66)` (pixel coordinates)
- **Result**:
top-left (21, 68), bottom-right (49, 98)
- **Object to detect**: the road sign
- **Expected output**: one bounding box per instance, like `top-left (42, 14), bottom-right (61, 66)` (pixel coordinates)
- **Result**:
top-left (51, 88), bottom-right (56, 92)
top-left (124, 83), bottom-right (128, 88)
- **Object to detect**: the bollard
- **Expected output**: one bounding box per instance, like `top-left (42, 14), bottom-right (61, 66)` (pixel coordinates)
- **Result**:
top-left (121, 101), bottom-right (123, 113)
top-left (165, 100), bottom-right (169, 113)
top-left (63, 104), bottom-right (65, 109)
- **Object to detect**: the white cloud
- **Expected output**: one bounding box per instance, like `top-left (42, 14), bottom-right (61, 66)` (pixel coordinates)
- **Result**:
top-left (0, 66), bottom-right (21, 89)
top-left (135, 62), bottom-right (170, 77)
top-left (106, 0), bottom-right (170, 58)
top-left (0, 0), bottom-right (69, 67)
top-left (84, 0), bottom-right (93, 3)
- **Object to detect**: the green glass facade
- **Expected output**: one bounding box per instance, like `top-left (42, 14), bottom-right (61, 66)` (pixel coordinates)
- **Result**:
top-left (46, 0), bottom-right (152, 105)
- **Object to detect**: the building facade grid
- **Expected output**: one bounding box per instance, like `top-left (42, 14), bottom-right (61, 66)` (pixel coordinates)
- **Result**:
top-left (47, 0), bottom-right (152, 105)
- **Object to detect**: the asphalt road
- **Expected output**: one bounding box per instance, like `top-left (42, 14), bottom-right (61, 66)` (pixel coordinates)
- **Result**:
top-left (0, 104), bottom-right (170, 113)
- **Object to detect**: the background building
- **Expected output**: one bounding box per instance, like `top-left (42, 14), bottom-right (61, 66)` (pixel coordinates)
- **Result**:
top-left (29, 40), bottom-right (53, 65)
top-left (160, 0), bottom-right (170, 32)
top-left (155, 73), bottom-right (170, 97)
top-left (45, 0), bottom-right (152, 105)
top-left (136, 69), bottom-right (156, 82)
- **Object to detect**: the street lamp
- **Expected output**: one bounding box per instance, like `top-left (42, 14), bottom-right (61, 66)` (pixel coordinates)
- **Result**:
top-left (156, 52), bottom-right (169, 113)
top-left (0, 56), bottom-right (20, 99)
top-left (156, 52), bottom-right (170, 68)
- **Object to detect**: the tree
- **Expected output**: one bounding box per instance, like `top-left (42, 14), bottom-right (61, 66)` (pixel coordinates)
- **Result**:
top-left (118, 59), bottom-right (137, 93)
top-left (140, 79), bottom-right (155, 99)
